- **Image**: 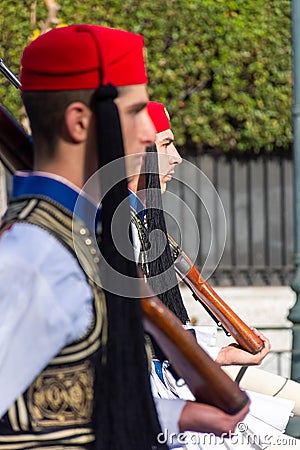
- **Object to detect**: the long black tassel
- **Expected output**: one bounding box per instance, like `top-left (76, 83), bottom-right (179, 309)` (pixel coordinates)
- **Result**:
top-left (144, 145), bottom-right (189, 325)
top-left (91, 86), bottom-right (166, 450)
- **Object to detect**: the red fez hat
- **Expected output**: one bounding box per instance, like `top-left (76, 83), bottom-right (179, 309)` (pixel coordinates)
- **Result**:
top-left (147, 101), bottom-right (171, 133)
top-left (20, 24), bottom-right (147, 91)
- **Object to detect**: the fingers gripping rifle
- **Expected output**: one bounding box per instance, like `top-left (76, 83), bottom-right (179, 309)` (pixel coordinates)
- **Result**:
top-left (0, 61), bottom-right (250, 415)
top-left (168, 234), bottom-right (265, 355)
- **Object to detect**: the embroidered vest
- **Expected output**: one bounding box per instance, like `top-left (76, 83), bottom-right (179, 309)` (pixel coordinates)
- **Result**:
top-left (0, 196), bottom-right (107, 449)
top-left (130, 206), bottom-right (150, 278)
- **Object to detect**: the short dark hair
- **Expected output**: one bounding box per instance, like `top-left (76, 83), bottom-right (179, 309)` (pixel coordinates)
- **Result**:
top-left (21, 89), bottom-right (95, 152)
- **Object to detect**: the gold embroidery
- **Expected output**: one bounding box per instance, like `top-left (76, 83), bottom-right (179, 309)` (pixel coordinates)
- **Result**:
top-left (17, 396), bottom-right (29, 431)
top-left (7, 403), bottom-right (19, 432)
top-left (0, 428), bottom-right (94, 448)
top-left (27, 362), bottom-right (94, 430)
top-left (130, 207), bottom-right (150, 277)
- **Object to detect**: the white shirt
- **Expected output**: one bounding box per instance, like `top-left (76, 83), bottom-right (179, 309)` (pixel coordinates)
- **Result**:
top-left (0, 222), bottom-right (93, 418)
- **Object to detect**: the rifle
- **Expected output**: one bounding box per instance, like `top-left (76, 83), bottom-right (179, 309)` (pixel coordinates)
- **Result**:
top-left (0, 63), bottom-right (249, 414)
top-left (168, 234), bottom-right (265, 355)
top-left (0, 104), bottom-right (33, 172)
top-left (0, 59), bottom-right (33, 172)
top-left (0, 58), bottom-right (21, 89)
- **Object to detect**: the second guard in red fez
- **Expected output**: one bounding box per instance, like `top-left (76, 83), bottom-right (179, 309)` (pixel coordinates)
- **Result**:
top-left (141, 102), bottom-right (300, 449)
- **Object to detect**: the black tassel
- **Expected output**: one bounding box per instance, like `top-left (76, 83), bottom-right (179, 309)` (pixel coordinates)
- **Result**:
top-left (144, 145), bottom-right (189, 325)
top-left (91, 86), bottom-right (167, 449)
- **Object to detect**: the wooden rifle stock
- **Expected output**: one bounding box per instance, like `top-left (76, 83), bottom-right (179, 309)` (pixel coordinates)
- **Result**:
top-left (168, 235), bottom-right (264, 355)
top-left (0, 102), bottom-right (250, 416)
top-left (142, 291), bottom-right (249, 415)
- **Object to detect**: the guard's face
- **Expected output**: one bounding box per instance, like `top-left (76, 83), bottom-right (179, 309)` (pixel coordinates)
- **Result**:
top-left (115, 84), bottom-right (156, 182)
top-left (156, 129), bottom-right (182, 193)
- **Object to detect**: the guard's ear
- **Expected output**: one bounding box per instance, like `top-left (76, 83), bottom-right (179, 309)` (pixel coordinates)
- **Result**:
top-left (64, 102), bottom-right (92, 143)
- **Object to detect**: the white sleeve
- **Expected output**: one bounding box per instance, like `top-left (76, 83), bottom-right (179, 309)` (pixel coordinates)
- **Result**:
top-left (185, 325), bottom-right (220, 361)
top-left (0, 258), bottom-right (73, 417)
top-left (199, 343), bottom-right (220, 361)
top-left (154, 398), bottom-right (186, 448)
top-left (131, 221), bottom-right (141, 263)
top-left (0, 224), bottom-right (93, 418)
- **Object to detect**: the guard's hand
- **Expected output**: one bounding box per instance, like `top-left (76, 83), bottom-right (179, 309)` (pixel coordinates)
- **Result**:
top-left (178, 401), bottom-right (249, 436)
top-left (216, 328), bottom-right (271, 366)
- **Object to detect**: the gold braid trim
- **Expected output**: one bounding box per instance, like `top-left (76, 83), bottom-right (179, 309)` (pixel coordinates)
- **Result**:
top-left (130, 206), bottom-right (150, 277)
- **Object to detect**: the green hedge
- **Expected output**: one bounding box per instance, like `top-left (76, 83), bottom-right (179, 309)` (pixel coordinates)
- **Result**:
top-left (0, 0), bottom-right (292, 154)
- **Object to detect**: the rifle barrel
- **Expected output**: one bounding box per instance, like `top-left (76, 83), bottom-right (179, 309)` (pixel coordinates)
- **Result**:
top-left (0, 59), bottom-right (21, 89)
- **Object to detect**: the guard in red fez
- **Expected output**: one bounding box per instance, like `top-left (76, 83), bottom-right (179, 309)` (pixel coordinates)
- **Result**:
top-left (144, 101), bottom-right (190, 324)
top-left (20, 25), bottom-right (147, 90)
top-left (0, 25), bottom-right (166, 450)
